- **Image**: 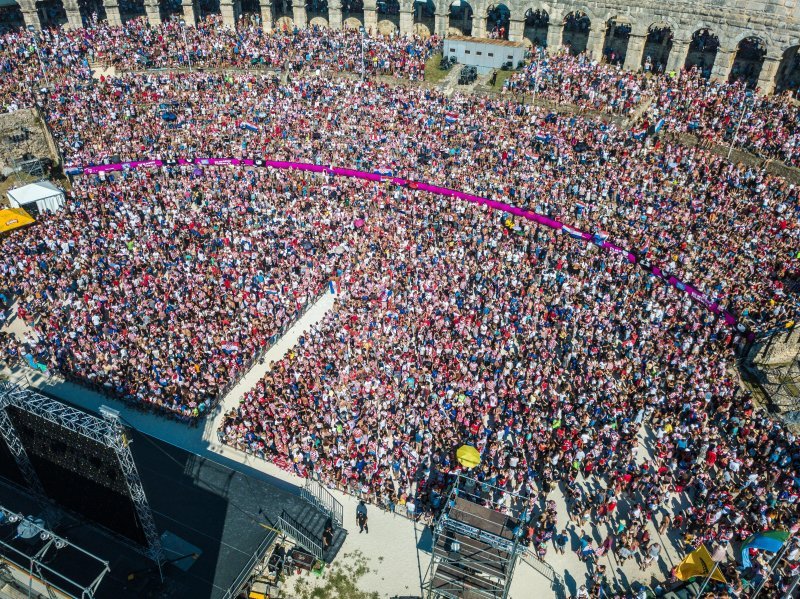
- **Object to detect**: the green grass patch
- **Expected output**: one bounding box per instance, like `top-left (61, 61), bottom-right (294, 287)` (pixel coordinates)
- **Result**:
top-left (424, 53), bottom-right (450, 85)
top-left (491, 69), bottom-right (515, 90)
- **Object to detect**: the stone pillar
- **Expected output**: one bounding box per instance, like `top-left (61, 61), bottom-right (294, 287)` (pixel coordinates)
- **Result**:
top-left (144, 0), bottom-right (161, 26)
top-left (757, 55), bottom-right (780, 95)
top-left (546, 21), bottom-right (563, 53)
top-left (63, 0), bottom-right (83, 29)
top-left (181, 0), bottom-right (196, 24)
top-left (19, 1), bottom-right (41, 29)
top-left (623, 32), bottom-right (646, 71)
top-left (220, 0), bottom-right (239, 27)
top-left (471, 13), bottom-right (486, 38)
top-left (666, 38), bottom-right (689, 73)
top-left (292, 0), bottom-right (307, 26)
top-left (710, 47), bottom-right (735, 83)
top-left (328, 0), bottom-right (343, 28)
top-left (586, 25), bottom-right (605, 61)
top-left (260, 0), bottom-right (273, 30)
top-left (508, 18), bottom-right (524, 42)
top-left (434, 10), bottom-right (448, 36)
top-left (103, 0), bottom-right (123, 25)
top-left (400, 8), bottom-right (413, 35)
top-left (363, 0), bottom-right (378, 33)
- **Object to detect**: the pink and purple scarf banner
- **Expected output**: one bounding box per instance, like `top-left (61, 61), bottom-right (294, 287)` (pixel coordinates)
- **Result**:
top-left (70, 156), bottom-right (742, 331)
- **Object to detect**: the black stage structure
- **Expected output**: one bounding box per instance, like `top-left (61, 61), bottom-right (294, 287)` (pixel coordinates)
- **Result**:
top-left (0, 382), bottom-right (317, 599)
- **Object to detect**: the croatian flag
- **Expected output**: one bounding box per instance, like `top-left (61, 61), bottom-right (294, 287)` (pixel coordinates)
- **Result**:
top-left (239, 122), bottom-right (259, 132)
top-left (592, 230), bottom-right (609, 245)
top-left (535, 131), bottom-right (550, 143)
top-left (631, 127), bottom-right (648, 140)
top-left (374, 167), bottom-right (394, 177)
top-left (221, 341), bottom-right (240, 354)
top-left (444, 112), bottom-right (459, 124)
top-left (562, 225), bottom-right (584, 239)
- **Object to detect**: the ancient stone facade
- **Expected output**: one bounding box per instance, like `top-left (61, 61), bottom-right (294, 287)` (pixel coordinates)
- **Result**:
top-left (12, 0), bottom-right (800, 94)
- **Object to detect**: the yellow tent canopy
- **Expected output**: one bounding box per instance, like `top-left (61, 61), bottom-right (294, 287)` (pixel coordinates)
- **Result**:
top-left (0, 208), bottom-right (34, 233)
top-left (456, 445), bottom-right (481, 469)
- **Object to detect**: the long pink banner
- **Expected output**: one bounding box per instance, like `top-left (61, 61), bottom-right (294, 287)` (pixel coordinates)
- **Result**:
top-left (71, 157), bottom-right (743, 332)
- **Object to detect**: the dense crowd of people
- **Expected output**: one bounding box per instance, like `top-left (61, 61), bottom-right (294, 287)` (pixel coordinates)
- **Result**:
top-left (1, 14), bottom-right (800, 598)
top-left (30, 68), bottom-right (798, 331)
top-left (504, 50), bottom-right (800, 167)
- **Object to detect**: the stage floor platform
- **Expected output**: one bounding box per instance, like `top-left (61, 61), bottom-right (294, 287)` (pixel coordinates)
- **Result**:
top-left (0, 429), bottom-right (302, 599)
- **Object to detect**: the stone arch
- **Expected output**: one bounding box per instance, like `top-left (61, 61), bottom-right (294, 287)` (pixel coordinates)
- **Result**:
top-left (413, 0), bottom-right (435, 35)
top-left (602, 15), bottom-right (633, 65)
top-left (306, 0), bottom-right (330, 26)
top-left (776, 45), bottom-right (800, 97)
top-left (523, 6), bottom-right (548, 47)
top-left (728, 29), bottom-right (773, 53)
top-left (377, 0), bottom-right (400, 31)
top-left (730, 35), bottom-right (766, 89)
top-left (33, 0), bottom-right (68, 25)
top-left (309, 14), bottom-right (329, 26)
top-left (448, 0), bottom-right (472, 35)
top-left (240, 0), bottom-right (260, 17)
top-left (197, 0), bottom-right (221, 19)
top-left (275, 14), bottom-right (294, 28)
top-left (343, 14), bottom-right (362, 26)
top-left (76, 0), bottom-right (106, 23)
top-left (0, 5), bottom-right (24, 31)
top-left (377, 17), bottom-right (397, 32)
top-left (272, 0), bottom-right (293, 22)
top-left (685, 28), bottom-right (719, 79)
top-left (341, 0), bottom-right (364, 26)
top-left (486, 1), bottom-right (510, 38)
top-left (157, 0), bottom-right (181, 20)
top-left (562, 9), bottom-right (590, 55)
top-left (641, 21), bottom-right (673, 73)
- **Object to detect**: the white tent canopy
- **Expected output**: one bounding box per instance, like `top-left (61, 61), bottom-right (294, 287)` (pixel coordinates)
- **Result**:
top-left (6, 181), bottom-right (65, 215)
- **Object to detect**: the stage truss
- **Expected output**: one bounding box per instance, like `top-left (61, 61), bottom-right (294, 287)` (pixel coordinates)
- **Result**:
top-left (422, 473), bottom-right (529, 599)
top-left (0, 503), bottom-right (110, 599)
top-left (0, 382), bottom-right (165, 569)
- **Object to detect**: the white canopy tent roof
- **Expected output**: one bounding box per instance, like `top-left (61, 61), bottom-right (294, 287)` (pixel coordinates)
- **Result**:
top-left (6, 181), bottom-right (65, 214)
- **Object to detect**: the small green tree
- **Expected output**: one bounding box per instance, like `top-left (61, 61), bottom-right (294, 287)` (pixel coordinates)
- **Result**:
top-left (291, 551), bottom-right (380, 599)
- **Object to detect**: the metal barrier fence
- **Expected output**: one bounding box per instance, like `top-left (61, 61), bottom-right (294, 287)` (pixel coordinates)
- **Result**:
top-left (278, 512), bottom-right (323, 561)
top-left (301, 477), bottom-right (344, 529)
top-left (520, 553), bottom-right (555, 583)
top-left (220, 530), bottom-right (278, 599)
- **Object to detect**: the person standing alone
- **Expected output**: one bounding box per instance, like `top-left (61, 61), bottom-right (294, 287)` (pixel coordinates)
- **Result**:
top-left (357, 500), bottom-right (369, 534)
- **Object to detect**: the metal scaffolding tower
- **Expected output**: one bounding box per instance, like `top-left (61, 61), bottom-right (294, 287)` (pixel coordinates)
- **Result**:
top-left (0, 391), bottom-right (46, 502)
top-left (422, 473), bottom-right (530, 599)
top-left (0, 382), bottom-right (165, 571)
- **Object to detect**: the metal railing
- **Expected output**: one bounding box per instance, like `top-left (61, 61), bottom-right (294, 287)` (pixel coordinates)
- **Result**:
top-left (301, 477), bottom-right (344, 529)
top-left (520, 552), bottom-right (555, 583)
top-left (220, 530), bottom-right (278, 599)
top-left (278, 511), bottom-right (323, 562)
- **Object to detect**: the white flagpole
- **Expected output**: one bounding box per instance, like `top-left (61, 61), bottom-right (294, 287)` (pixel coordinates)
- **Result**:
top-left (783, 573), bottom-right (800, 599)
top-left (695, 561), bottom-right (718, 598)
top-left (752, 540), bottom-right (791, 599)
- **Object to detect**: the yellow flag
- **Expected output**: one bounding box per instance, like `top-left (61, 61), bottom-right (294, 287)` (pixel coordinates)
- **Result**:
top-left (675, 545), bottom-right (727, 583)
